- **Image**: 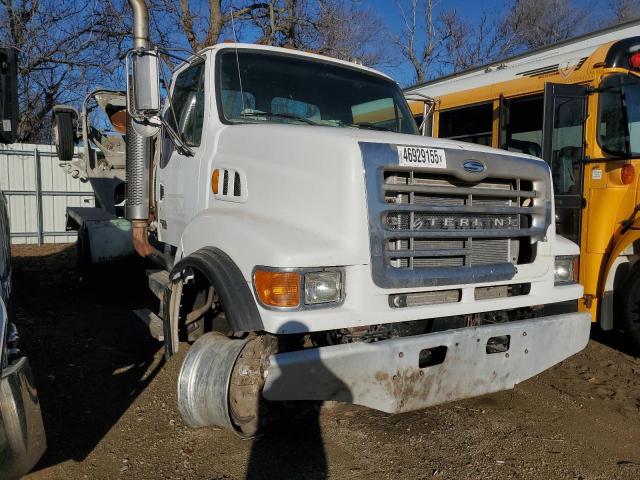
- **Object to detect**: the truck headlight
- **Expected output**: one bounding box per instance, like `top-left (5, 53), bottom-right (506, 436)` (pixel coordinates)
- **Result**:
top-left (253, 267), bottom-right (344, 309)
top-left (304, 271), bottom-right (343, 305)
top-left (554, 256), bottom-right (578, 285)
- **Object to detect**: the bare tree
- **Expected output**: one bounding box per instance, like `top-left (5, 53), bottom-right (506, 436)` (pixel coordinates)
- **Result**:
top-left (146, 0), bottom-right (387, 66)
top-left (432, 0), bottom-right (587, 76)
top-left (439, 10), bottom-right (516, 73)
top-left (392, 0), bottom-right (445, 83)
top-left (0, 0), bottom-right (126, 142)
top-left (245, 0), bottom-right (311, 48)
top-left (609, 0), bottom-right (640, 23)
top-left (502, 0), bottom-right (586, 50)
top-left (148, 0), bottom-right (273, 51)
top-left (240, 0), bottom-right (388, 65)
top-left (303, 0), bottom-right (389, 65)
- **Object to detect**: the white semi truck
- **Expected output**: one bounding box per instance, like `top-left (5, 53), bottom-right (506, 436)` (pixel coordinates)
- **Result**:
top-left (52, 0), bottom-right (591, 436)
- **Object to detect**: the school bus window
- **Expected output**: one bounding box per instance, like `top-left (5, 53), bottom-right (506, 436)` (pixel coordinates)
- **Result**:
top-left (599, 74), bottom-right (640, 156)
top-left (438, 103), bottom-right (492, 146)
top-left (502, 96), bottom-right (543, 157)
top-left (549, 97), bottom-right (585, 196)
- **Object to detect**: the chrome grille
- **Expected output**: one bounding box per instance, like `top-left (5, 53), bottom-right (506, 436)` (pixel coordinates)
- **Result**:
top-left (361, 141), bottom-right (552, 289)
top-left (383, 171), bottom-right (535, 271)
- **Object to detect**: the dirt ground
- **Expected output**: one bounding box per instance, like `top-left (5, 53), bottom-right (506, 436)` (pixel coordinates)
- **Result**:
top-left (9, 243), bottom-right (640, 480)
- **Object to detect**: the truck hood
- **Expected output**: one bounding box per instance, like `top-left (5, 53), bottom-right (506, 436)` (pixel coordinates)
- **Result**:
top-left (187, 122), bottom-right (551, 273)
top-left (217, 123), bottom-right (544, 163)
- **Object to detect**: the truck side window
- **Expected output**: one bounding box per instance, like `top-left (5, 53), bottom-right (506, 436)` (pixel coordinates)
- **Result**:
top-left (167, 62), bottom-right (205, 146)
top-left (503, 96), bottom-right (543, 157)
top-left (438, 103), bottom-right (492, 146)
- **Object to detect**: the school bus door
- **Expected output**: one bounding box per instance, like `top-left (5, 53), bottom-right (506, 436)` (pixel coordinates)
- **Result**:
top-left (541, 83), bottom-right (589, 244)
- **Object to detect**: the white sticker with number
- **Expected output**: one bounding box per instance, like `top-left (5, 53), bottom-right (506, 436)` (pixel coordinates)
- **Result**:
top-left (397, 146), bottom-right (447, 168)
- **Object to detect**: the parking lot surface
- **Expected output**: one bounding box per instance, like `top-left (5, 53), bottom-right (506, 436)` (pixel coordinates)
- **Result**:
top-left (12, 244), bottom-right (640, 480)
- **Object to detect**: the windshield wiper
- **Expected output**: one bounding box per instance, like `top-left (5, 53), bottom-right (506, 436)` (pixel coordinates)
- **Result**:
top-left (347, 122), bottom-right (394, 132)
top-left (240, 111), bottom-right (320, 126)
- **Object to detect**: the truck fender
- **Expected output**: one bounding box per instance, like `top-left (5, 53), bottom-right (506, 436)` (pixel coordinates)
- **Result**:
top-left (600, 221), bottom-right (640, 330)
top-left (167, 247), bottom-right (264, 352)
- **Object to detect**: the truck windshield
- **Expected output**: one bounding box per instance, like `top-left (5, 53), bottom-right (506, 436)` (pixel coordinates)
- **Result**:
top-left (216, 50), bottom-right (418, 135)
top-left (598, 73), bottom-right (640, 156)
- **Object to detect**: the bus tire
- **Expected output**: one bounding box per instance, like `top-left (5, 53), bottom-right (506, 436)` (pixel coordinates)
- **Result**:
top-left (618, 264), bottom-right (640, 351)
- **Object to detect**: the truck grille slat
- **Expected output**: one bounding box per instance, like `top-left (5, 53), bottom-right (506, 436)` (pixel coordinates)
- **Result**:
top-left (382, 205), bottom-right (542, 215)
top-left (383, 183), bottom-right (537, 199)
top-left (381, 228), bottom-right (538, 239)
top-left (387, 248), bottom-right (470, 258)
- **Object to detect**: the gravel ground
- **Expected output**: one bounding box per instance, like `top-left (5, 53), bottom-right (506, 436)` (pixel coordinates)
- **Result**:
top-left (10, 243), bottom-right (640, 480)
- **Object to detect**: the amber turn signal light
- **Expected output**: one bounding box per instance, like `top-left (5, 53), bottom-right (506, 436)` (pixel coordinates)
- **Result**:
top-left (211, 169), bottom-right (220, 194)
top-left (254, 270), bottom-right (301, 308)
top-left (621, 164), bottom-right (635, 185)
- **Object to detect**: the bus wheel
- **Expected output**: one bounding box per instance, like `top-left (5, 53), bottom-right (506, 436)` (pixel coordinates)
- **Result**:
top-left (618, 264), bottom-right (640, 351)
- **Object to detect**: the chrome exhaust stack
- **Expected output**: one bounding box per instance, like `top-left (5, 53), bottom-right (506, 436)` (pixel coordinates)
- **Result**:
top-left (125, 0), bottom-right (169, 269)
top-left (125, 0), bottom-right (150, 223)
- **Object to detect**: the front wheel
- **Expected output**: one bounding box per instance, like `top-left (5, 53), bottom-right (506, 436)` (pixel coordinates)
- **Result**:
top-left (177, 333), bottom-right (275, 437)
top-left (617, 264), bottom-right (640, 351)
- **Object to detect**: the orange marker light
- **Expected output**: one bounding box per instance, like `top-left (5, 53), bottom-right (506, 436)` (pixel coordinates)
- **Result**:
top-left (622, 164), bottom-right (635, 185)
top-left (211, 169), bottom-right (220, 194)
top-left (254, 270), bottom-right (301, 308)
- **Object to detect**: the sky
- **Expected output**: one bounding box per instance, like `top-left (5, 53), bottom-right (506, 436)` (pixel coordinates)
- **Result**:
top-left (366, 0), bottom-right (601, 86)
top-left (141, 0), bottom-right (615, 88)
top-left (370, 0), bottom-right (508, 85)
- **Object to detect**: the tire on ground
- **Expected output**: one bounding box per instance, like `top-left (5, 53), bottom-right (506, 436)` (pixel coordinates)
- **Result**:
top-left (618, 263), bottom-right (640, 351)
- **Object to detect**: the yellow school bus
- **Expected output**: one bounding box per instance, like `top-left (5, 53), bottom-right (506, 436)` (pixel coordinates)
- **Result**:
top-left (405, 20), bottom-right (640, 348)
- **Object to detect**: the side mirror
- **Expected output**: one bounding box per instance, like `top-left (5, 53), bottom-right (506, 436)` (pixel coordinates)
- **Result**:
top-left (127, 48), bottom-right (161, 137)
top-left (0, 48), bottom-right (19, 144)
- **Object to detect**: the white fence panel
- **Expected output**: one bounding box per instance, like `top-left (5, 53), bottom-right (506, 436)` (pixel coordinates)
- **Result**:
top-left (0, 143), bottom-right (95, 244)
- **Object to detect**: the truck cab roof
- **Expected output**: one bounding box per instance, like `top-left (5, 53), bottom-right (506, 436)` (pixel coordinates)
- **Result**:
top-left (188, 42), bottom-right (395, 83)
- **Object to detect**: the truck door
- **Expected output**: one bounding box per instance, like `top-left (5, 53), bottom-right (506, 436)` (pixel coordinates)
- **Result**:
top-left (157, 61), bottom-right (206, 246)
top-left (542, 83), bottom-right (588, 244)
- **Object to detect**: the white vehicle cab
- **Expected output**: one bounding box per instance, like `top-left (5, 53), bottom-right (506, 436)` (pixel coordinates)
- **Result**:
top-left (53, 0), bottom-right (591, 436)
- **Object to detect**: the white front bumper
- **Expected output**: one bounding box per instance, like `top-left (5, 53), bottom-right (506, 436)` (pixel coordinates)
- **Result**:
top-left (263, 312), bottom-right (591, 413)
